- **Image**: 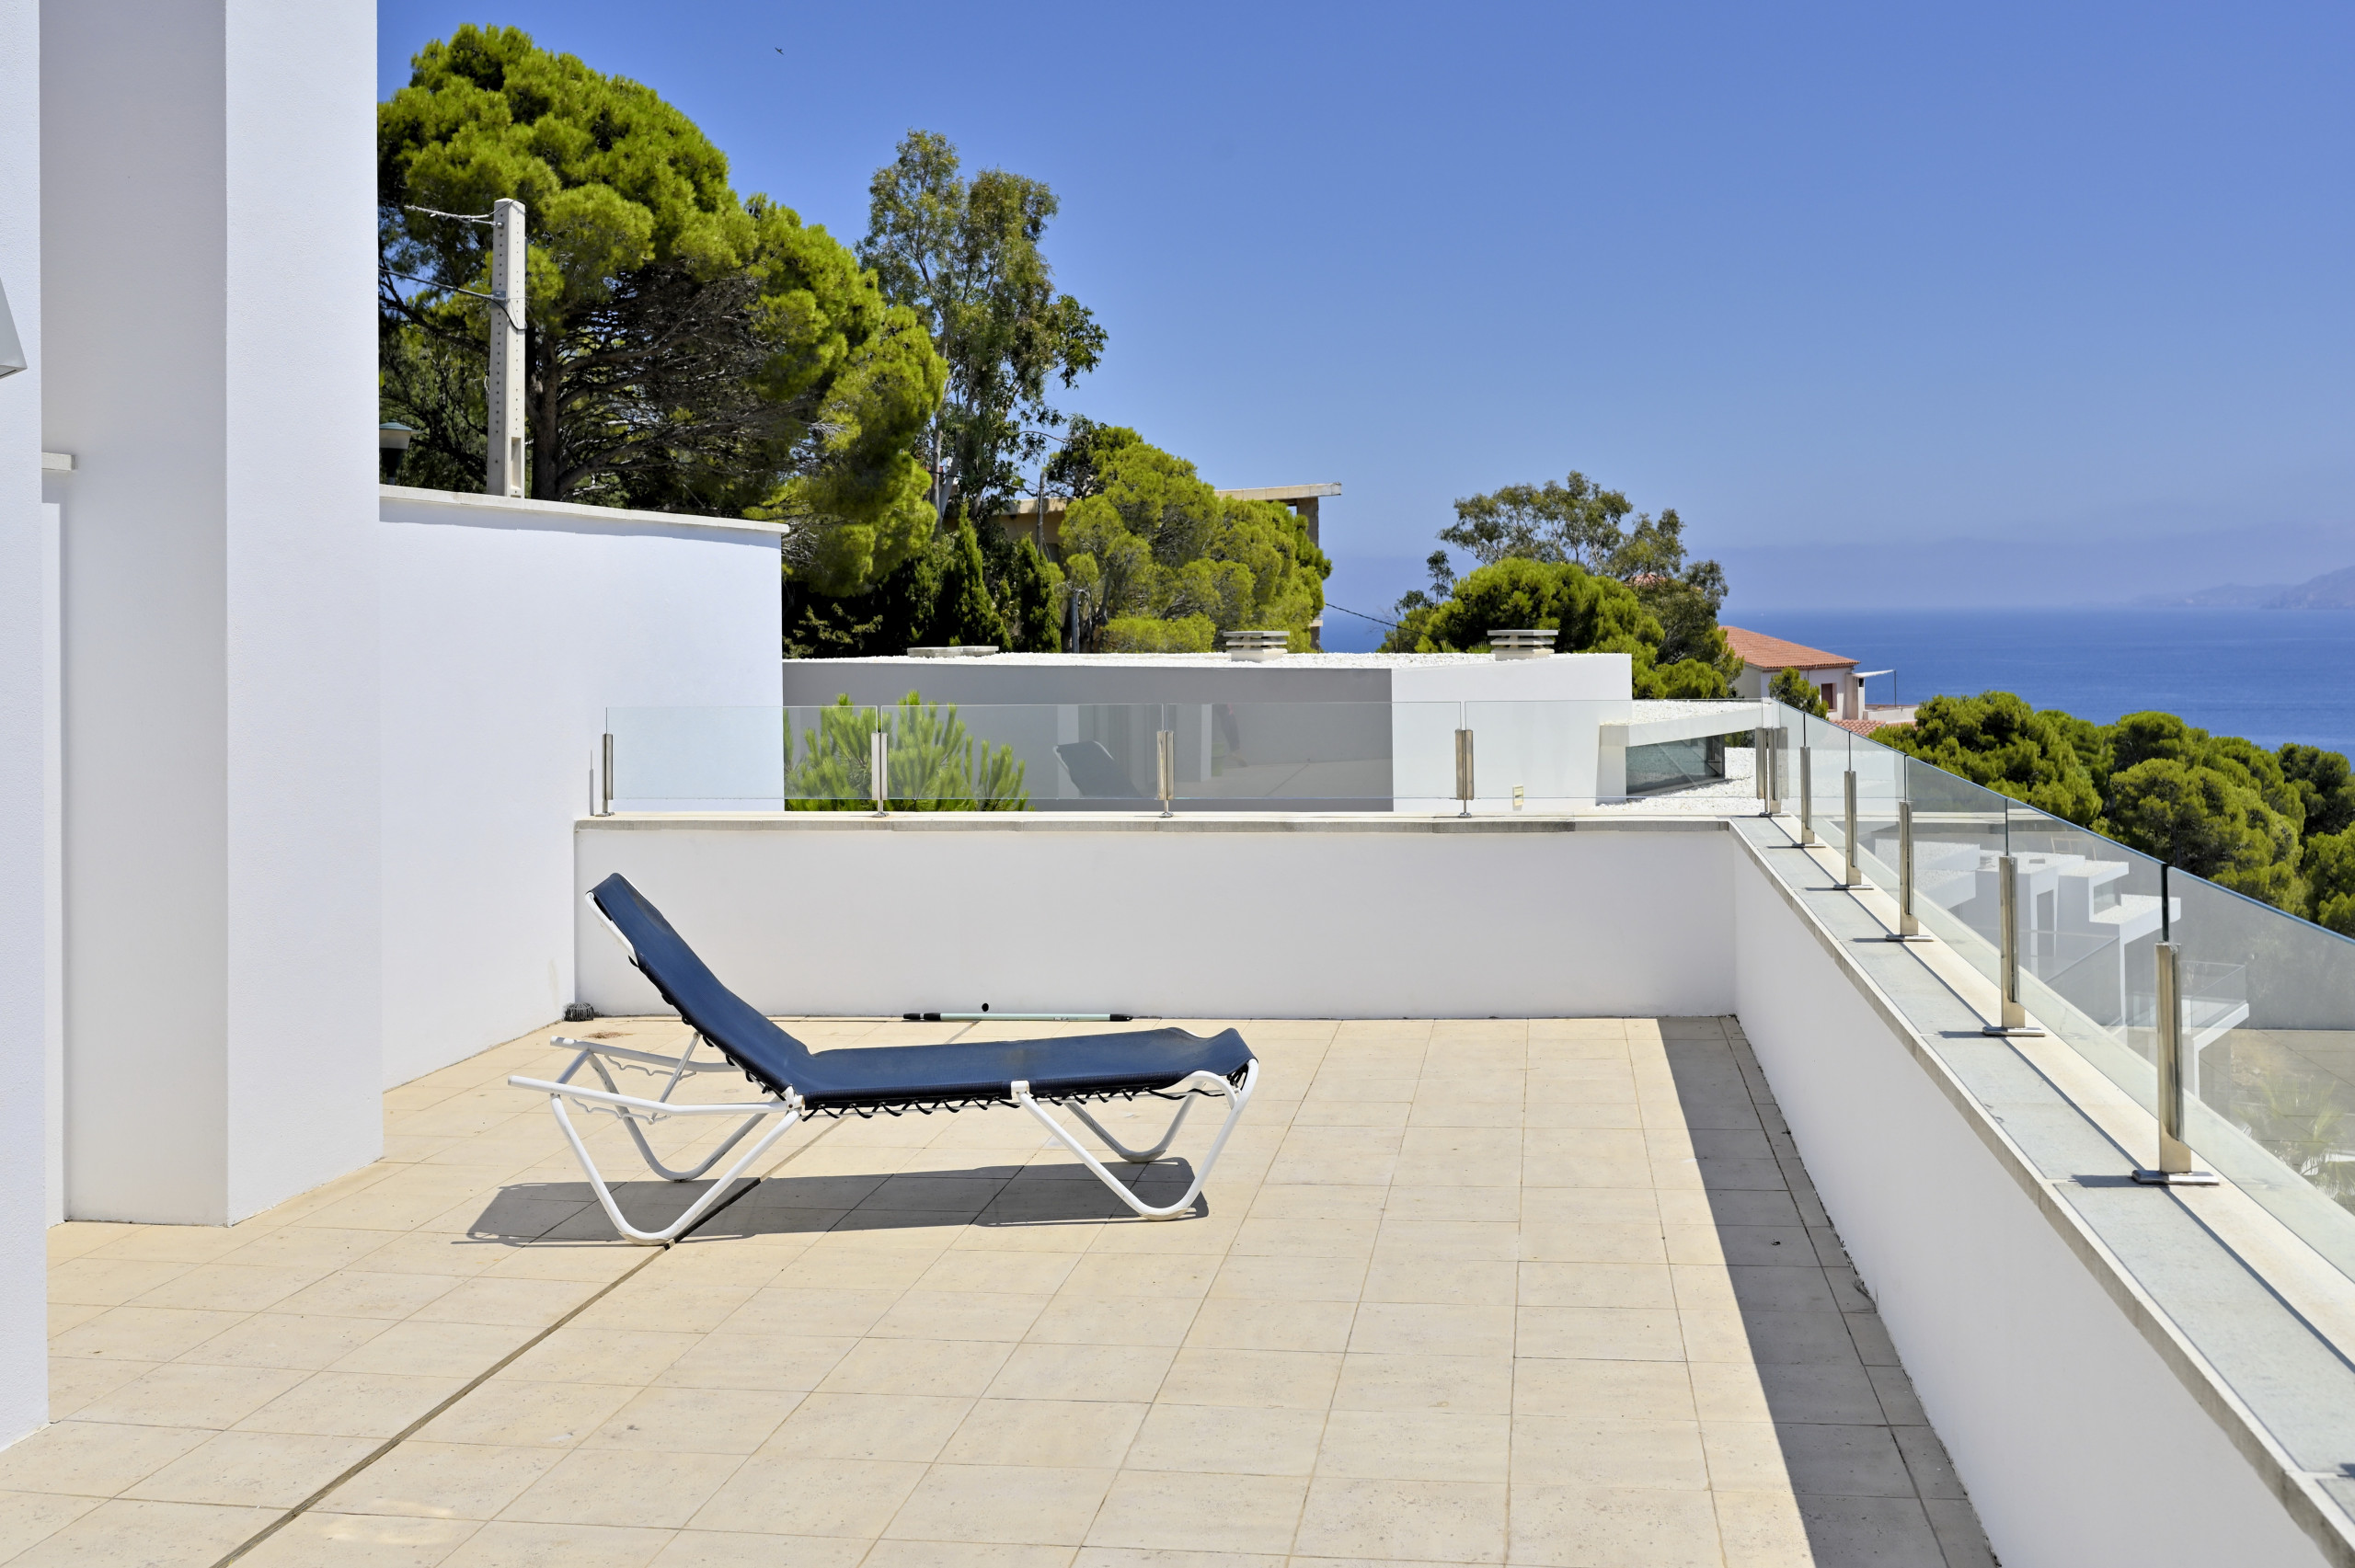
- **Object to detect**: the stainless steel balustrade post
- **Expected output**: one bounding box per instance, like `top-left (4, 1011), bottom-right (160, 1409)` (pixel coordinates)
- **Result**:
top-left (600, 733), bottom-right (613, 817)
top-left (1764, 728), bottom-right (1781, 815)
top-left (1156, 729), bottom-right (1176, 818)
top-left (2134, 943), bottom-right (2219, 1185)
top-left (1799, 747), bottom-right (1817, 844)
top-left (1840, 770), bottom-right (1863, 888)
top-left (1454, 728), bottom-right (1475, 818)
top-left (1884, 799), bottom-right (1929, 941)
top-left (869, 727), bottom-right (890, 816)
top-left (1982, 853), bottom-right (2044, 1036)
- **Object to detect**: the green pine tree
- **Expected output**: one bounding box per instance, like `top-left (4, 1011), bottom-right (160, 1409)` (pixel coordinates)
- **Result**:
top-left (926, 509), bottom-right (1009, 648)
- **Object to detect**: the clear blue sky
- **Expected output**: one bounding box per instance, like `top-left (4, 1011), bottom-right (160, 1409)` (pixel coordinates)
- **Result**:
top-left (380, 3), bottom-right (2355, 640)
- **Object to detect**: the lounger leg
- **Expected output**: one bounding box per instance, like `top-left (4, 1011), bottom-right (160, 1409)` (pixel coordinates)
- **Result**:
top-left (580, 1048), bottom-right (772, 1183)
top-left (546, 1096), bottom-right (803, 1245)
top-left (1013, 1064), bottom-right (1258, 1221)
top-left (1067, 1094), bottom-right (1198, 1162)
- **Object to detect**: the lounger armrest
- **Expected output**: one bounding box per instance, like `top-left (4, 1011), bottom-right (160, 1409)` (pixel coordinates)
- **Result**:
top-left (507, 1075), bottom-right (798, 1116)
top-left (548, 1036), bottom-right (742, 1074)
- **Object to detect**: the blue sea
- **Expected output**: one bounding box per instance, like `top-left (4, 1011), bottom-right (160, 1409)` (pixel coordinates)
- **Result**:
top-left (1745, 608), bottom-right (2355, 761)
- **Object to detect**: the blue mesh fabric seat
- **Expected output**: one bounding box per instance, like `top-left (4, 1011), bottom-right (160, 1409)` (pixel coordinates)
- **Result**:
top-left (511, 874), bottom-right (1260, 1242)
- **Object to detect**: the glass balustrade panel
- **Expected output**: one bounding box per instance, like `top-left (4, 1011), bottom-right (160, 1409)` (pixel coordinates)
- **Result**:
top-left (604, 706), bottom-right (787, 809)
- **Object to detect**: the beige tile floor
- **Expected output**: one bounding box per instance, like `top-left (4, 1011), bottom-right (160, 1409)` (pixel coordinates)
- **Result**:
top-left (15, 1014), bottom-right (1993, 1567)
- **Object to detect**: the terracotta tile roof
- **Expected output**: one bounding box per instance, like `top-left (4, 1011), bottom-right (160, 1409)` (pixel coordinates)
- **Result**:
top-left (1832, 715), bottom-right (1886, 737)
top-left (1720, 625), bottom-right (1857, 671)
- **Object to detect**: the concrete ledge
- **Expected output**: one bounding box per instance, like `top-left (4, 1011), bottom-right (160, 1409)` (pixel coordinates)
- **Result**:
top-left (577, 810), bottom-right (1732, 834)
top-left (380, 484), bottom-right (790, 539)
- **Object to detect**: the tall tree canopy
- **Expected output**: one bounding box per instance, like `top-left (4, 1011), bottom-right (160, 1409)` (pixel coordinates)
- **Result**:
top-left (1053, 425), bottom-right (1328, 653)
top-left (859, 131), bottom-right (1105, 526)
top-left (2303, 828), bottom-right (2355, 936)
top-left (1869, 692), bottom-right (2103, 826)
top-left (378, 26), bottom-right (944, 592)
top-left (1434, 472), bottom-right (1645, 571)
top-left (1389, 471), bottom-right (1739, 692)
top-left (2281, 744), bottom-right (2355, 839)
top-left (1379, 558), bottom-right (1728, 697)
top-left (1872, 697), bottom-right (2329, 915)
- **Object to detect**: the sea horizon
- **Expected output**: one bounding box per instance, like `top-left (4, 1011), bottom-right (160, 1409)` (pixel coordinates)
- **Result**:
top-left (1729, 605), bottom-right (2355, 761)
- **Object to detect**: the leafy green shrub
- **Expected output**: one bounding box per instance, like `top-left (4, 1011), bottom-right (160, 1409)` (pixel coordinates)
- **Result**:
top-left (784, 693), bottom-right (1026, 810)
top-left (1869, 692), bottom-right (2100, 826)
top-left (2105, 757), bottom-right (2303, 909)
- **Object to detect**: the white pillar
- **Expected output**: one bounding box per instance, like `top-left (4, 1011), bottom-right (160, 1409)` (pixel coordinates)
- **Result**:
top-left (41, 0), bottom-right (382, 1224)
top-left (485, 198), bottom-right (527, 498)
top-left (0, 0), bottom-right (52, 1449)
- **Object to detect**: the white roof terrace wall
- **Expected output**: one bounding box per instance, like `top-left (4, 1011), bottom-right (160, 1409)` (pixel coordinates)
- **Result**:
top-left (0, 0), bottom-right (48, 1448)
top-left (379, 488), bottom-right (786, 1088)
top-left (42, 2), bottom-right (382, 1227)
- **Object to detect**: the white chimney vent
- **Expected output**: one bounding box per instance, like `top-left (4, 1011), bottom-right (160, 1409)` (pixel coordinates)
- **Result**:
top-left (1223, 629), bottom-right (1291, 662)
top-left (1488, 628), bottom-right (1557, 660)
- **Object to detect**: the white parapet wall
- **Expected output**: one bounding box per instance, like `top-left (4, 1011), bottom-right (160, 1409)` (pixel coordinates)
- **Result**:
top-left (1728, 829), bottom-right (2340, 1568)
top-left (379, 487), bottom-right (785, 1088)
top-left (575, 816), bottom-right (1730, 1020)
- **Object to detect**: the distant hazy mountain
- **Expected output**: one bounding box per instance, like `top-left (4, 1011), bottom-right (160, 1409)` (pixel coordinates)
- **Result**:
top-left (2267, 565), bottom-right (2355, 610)
top-left (2132, 582), bottom-right (2292, 607)
top-left (2136, 565), bottom-right (2355, 609)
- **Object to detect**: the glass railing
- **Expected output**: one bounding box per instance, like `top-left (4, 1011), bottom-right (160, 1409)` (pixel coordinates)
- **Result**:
top-left (602, 688), bottom-right (2355, 1316)
top-left (599, 698), bottom-right (1733, 813)
top-left (1761, 698), bottom-right (2355, 1293)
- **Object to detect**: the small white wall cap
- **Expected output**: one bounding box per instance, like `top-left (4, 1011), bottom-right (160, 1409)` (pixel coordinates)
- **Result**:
top-left (40, 452), bottom-right (74, 473)
top-left (0, 272), bottom-right (23, 378)
top-left (1215, 483), bottom-right (1342, 502)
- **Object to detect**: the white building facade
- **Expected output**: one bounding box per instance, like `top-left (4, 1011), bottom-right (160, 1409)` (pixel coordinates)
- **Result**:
top-left (0, 0), bottom-right (785, 1449)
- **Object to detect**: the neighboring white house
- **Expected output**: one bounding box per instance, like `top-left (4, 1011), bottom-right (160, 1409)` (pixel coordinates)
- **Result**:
top-left (1724, 624), bottom-right (1865, 720)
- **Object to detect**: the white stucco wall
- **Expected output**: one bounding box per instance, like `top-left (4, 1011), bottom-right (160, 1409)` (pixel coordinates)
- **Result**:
top-left (573, 818), bottom-right (1734, 1021)
top-left (1389, 655), bottom-right (1633, 808)
top-left (44, 1), bottom-right (382, 1224)
top-left (379, 490), bottom-right (784, 1087)
top-left (0, 0), bottom-right (48, 1448)
top-left (1729, 842), bottom-right (2332, 1568)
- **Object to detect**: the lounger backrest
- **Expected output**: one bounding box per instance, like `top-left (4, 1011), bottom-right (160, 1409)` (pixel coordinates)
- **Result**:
top-left (588, 873), bottom-right (809, 1096)
top-left (1055, 740), bottom-right (1145, 798)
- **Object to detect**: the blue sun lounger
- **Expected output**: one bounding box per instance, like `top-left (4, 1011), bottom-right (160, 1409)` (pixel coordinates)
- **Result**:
top-left (511, 873), bottom-right (1259, 1243)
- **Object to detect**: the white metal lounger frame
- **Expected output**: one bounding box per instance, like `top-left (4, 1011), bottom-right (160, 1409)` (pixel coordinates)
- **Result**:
top-left (1014, 1063), bottom-right (1258, 1220)
top-left (518, 891), bottom-right (1254, 1242)
top-left (510, 1034), bottom-right (805, 1245)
